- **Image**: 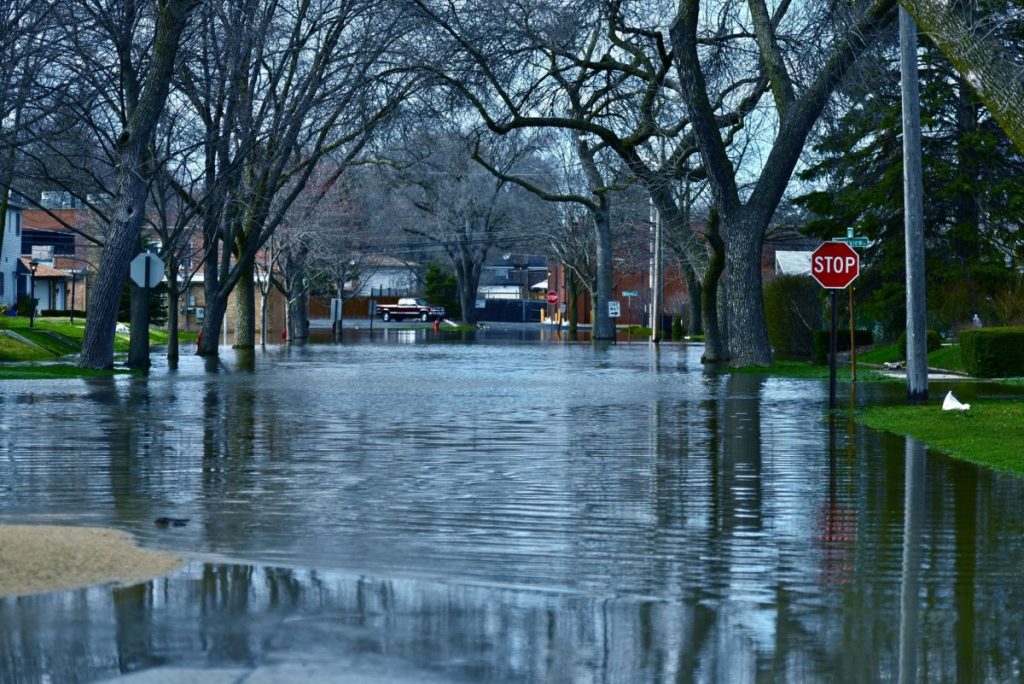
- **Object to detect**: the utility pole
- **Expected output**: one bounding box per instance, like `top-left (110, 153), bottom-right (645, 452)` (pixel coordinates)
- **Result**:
top-left (650, 206), bottom-right (663, 344)
top-left (900, 7), bottom-right (928, 402)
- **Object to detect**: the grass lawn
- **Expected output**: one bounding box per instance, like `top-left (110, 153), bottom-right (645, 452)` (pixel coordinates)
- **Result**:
top-left (0, 316), bottom-right (190, 364)
top-left (731, 359), bottom-right (889, 382)
top-left (857, 342), bottom-right (966, 373)
top-left (858, 401), bottom-right (1024, 476)
top-left (0, 365), bottom-right (127, 380)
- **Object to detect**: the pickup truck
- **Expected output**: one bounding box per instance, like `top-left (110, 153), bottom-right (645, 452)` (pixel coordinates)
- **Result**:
top-left (376, 297), bottom-right (446, 322)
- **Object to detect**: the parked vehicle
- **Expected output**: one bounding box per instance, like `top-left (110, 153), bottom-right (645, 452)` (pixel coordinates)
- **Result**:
top-left (376, 297), bottom-right (446, 322)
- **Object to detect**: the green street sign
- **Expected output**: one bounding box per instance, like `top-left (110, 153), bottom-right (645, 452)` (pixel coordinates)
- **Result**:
top-left (832, 236), bottom-right (871, 248)
top-left (622, 290), bottom-right (639, 297)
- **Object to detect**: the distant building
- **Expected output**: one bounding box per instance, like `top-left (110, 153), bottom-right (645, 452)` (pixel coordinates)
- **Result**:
top-left (1, 193), bottom-right (25, 309)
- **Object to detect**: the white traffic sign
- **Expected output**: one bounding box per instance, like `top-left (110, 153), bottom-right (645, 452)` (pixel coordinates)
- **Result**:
top-left (608, 300), bottom-right (621, 318)
top-left (130, 252), bottom-right (164, 289)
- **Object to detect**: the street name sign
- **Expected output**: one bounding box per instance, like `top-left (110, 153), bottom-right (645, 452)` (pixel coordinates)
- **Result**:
top-left (832, 236), bottom-right (871, 248)
top-left (130, 252), bottom-right (164, 289)
top-left (621, 290), bottom-right (639, 297)
top-left (810, 242), bottom-right (859, 289)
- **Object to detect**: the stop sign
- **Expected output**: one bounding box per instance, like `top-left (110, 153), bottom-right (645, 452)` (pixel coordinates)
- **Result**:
top-left (546, 291), bottom-right (559, 304)
top-left (810, 242), bottom-right (860, 289)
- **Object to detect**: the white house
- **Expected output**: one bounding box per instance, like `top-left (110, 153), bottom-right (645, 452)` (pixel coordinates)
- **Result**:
top-left (349, 255), bottom-right (419, 297)
top-left (1, 194), bottom-right (25, 309)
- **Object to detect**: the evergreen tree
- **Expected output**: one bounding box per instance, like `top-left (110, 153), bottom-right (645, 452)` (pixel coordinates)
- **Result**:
top-left (795, 17), bottom-right (1024, 336)
top-left (423, 262), bottom-right (460, 321)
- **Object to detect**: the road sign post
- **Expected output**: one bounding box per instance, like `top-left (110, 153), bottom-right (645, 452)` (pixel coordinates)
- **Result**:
top-left (128, 252), bottom-right (165, 370)
top-left (811, 242), bottom-right (861, 409)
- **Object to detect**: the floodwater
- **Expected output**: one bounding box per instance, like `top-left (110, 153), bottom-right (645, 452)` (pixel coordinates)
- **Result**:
top-left (2, 331), bottom-right (1024, 682)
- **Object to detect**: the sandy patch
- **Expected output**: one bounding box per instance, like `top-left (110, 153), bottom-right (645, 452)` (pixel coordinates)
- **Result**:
top-left (0, 525), bottom-right (184, 598)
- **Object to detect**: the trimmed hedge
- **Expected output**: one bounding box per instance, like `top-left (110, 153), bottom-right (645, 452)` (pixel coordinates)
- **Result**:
top-left (960, 327), bottom-right (1024, 378)
top-left (897, 329), bottom-right (942, 359)
top-left (812, 329), bottom-right (874, 364)
top-left (671, 313), bottom-right (685, 341)
top-left (765, 276), bottom-right (822, 359)
top-left (41, 309), bottom-right (86, 318)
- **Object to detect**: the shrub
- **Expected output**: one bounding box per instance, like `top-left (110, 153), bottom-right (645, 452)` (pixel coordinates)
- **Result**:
top-left (960, 327), bottom-right (1024, 377)
top-left (16, 296), bottom-right (37, 317)
top-left (671, 313), bottom-right (684, 341)
top-left (896, 329), bottom-right (942, 359)
top-left (41, 309), bottom-right (86, 318)
top-left (764, 275), bottom-right (822, 359)
top-left (812, 329), bottom-right (875, 364)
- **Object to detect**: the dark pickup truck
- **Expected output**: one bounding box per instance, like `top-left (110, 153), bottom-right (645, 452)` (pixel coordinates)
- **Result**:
top-left (376, 298), bottom-right (446, 322)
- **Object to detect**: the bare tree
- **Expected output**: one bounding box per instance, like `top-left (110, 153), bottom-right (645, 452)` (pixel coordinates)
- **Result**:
top-left (175, 0), bottom-right (413, 356)
top-left (63, 0), bottom-right (200, 369)
top-left (386, 128), bottom-right (556, 324)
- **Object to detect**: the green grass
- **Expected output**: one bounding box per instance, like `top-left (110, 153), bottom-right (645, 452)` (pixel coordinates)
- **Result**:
top-left (731, 359), bottom-right (889, 381)
top-left (857, 343), bottom-right (899, 364)
top-left (0, 364), bottom-right (129, 380)
top-left (620, 325), bottom-right (653, 337)
top-left (859, 401), bottom-right (1024, 476)
top-left (927, 345), bottom-right (965, 372)
top-left (855, 343), bottom-right (965, 373)
top-left (0, 316), bottom-right (185, 362)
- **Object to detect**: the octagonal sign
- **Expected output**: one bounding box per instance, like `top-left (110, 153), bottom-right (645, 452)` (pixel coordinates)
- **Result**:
top-left (810, 241), bottom-right (859, 289)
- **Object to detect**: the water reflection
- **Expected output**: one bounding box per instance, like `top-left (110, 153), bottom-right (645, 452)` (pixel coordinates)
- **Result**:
top-left (2, 341), bottom-right (1024, 681)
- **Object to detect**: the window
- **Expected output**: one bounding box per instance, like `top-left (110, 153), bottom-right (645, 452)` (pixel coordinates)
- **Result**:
top-left (0, 273), bottom-right (4, 297)
top-left (195, 307), bottom-right (205, 321)
top-left (14, 214), bottom-right (20, 237)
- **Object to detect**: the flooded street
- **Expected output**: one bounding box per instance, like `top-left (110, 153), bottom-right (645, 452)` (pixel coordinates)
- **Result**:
top-left (2, 334), bottom-right (1024, 682)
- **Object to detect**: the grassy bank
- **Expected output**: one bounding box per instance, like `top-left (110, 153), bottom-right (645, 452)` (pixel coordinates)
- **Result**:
top-left (858, 342), bottom-right (966, 373)
top-left (0, 316), bottom-right (196, 369)
top-left (859, 401), bottom-right (1024, 476)
top-left (731, 360), bottom-right (889, 381)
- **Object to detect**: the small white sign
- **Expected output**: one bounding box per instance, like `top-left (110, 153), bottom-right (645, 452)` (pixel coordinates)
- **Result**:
top-left (608, 300), bottom-right (621, 318)
top-left (129, 252), bottom-right (164, 289)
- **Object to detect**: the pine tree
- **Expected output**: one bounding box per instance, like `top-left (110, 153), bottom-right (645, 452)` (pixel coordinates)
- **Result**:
top-left (795, 17), bottom-right (1024, 336)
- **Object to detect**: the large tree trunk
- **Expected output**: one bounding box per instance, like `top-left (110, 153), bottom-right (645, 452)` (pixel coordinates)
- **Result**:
top-left (724, 214), bottom-right (771, 367)
top-left (592, 206), bottom-right (615, 340)
top-left (78, 0), bottom-right (197, 369)
top-left (288, 288), bottom-right (309, 341)
top-left (166, 288), bottom-right (180, 360)
top-left (198, 287), bottom-right (228, 356)
top-left (566, 267), bottom-right (579, 338)
top-left (234, 260), bottom-right (256, 349)
top-left (683, 265), bottom-right (702, 336)
top-left (901, 0), bottom-right (1024, 156)
top-left (701, 225), bottom-right (727, 362)
top-left (454, 255), bottom-right (481, 324)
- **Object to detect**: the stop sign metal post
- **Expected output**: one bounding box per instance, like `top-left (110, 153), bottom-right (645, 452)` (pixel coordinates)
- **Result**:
top-left (811, 242), bottom-right (861, 410)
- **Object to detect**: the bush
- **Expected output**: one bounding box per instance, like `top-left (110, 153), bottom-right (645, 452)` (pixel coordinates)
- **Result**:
top-left (41, 309), bottom-right (86, 318)
top-left (15, 296), bottom-right (37, 317)
top-left (896, 329), bottom-right (942, 359)
top-left (764, 276), bottom-right (822, 359)
top-left (960, 327), bottom-right (1024, 378)
top-left (671, 313), bottom-right (684, 341)
top-left (812, 329), bottom-right (875, 364)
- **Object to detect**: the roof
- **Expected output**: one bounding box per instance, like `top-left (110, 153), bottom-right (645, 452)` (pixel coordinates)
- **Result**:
top-left (19, 257), bottom-right (68, 279)
top-left (775, 250), bottom-right (812, 276)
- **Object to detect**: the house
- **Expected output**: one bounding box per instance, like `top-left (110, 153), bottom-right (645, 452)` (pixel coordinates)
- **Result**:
top-left (348, 255), bottom-right (419, 297)
top-left (18, 251), bottom-right (67, 314)
top-left (478, 254), bottom-right (549, 299)
top-left (1, 193), bottom-right (25, 309)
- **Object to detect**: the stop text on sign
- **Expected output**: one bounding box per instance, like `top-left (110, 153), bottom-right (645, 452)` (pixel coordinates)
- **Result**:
top-left (810, 241), bottom-right (860, 289)
top-left (814, 255), bottom-right (856, 274)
